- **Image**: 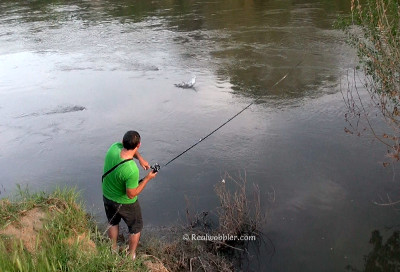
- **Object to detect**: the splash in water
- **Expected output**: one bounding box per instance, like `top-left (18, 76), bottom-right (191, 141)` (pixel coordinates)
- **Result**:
top-left (174, 76), bottom-right (196, 89)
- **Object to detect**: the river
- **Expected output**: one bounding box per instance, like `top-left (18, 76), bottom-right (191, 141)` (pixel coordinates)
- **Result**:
top-left (1, 0), bottom-right (399, 271)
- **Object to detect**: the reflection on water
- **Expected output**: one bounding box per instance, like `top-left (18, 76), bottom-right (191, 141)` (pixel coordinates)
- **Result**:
top-left (346, 229), bottom-right (400, 272)
top-left (1, 0), bottom-right (399, 271)
top-left (0, 0), bottom-right (352, 101)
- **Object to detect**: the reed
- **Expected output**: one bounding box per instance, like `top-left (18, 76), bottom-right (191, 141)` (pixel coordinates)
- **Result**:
top-left (139, 172), bottom-right (270, 272)
top-left (336, 0), bottom-right (400, 165)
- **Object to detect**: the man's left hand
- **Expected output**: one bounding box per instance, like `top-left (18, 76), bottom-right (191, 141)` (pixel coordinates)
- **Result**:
top-left (139, 158), bottom-right (150, 170)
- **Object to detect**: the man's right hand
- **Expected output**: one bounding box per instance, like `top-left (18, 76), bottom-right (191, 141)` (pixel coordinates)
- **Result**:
top-left (146, 170), bottom-right (157, 180)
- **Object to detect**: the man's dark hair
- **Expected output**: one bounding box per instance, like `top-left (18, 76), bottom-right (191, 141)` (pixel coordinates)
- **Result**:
top-left (122, 131), bottom-right (141, 150)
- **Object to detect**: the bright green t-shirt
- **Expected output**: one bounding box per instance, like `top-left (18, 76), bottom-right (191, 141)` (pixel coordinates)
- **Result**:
top-left (102, 142), bottom-right (139, 204)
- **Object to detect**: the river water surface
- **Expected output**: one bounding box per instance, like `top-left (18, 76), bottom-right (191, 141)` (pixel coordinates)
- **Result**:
top-left (1, 0), bottom-right (399, 271)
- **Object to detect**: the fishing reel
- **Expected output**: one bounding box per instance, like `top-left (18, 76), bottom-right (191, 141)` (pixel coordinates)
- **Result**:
top-left (151, 163), bottom-right (160, 173)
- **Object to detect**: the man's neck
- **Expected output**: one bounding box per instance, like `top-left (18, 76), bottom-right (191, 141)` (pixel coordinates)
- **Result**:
top-left (120, 148), bottom-right (136, 159)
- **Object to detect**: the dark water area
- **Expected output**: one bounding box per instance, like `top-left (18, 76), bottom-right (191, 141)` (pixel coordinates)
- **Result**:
top-left (1, 0), bottom-right (400, 271)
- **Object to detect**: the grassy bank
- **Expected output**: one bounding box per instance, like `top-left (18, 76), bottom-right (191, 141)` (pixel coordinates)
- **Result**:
top-left (0, 187), bottom-right (150, 271)
top-left (0, 174), bottom-right (267, 271)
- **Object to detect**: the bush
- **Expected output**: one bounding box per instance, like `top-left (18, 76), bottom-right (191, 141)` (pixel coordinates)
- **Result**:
top-left (337, 0), bottom-right (400, 164)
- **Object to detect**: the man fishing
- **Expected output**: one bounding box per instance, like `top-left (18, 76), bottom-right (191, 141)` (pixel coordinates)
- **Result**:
top-left (102, 130), bottom-right (157, 260)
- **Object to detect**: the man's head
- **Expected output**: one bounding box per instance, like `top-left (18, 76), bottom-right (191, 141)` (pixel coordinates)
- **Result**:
top-left (122, 131), bottom-right (141, 150)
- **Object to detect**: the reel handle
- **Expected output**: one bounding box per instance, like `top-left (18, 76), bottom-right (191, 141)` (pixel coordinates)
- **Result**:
top-left (150, 163), bottom-right (160, 173)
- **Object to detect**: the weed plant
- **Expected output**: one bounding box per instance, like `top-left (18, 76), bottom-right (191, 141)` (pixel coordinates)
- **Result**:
top-left (336, 0), bottom-right (400, 165)
top-left (139, 172), bottom-right (270, 272)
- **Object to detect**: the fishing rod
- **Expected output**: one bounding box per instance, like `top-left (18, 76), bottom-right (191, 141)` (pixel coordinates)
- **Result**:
top-left (149, 60), bottom-right (303, 173)
top-left (104, 61), bottom-right (303, 234)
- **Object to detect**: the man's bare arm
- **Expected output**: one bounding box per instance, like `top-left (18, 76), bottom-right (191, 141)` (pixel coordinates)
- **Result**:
top-left (134, 151), bottom-right (150, 170)
top-left (126, 171), bottom-right (156, 199)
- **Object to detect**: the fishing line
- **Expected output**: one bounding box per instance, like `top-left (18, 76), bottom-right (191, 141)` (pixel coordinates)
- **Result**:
top-left (158, 60), bottom-right (303, 169)
top-left (103, 60), bottom-right (302, 235)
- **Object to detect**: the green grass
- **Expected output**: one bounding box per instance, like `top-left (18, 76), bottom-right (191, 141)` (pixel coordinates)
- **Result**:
top-left (0, 187), bottom-right (148, 272)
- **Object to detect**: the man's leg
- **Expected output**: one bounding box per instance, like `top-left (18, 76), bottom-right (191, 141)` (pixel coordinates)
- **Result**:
top-left (108, 224), bottom-right (119, 251)
top-left (120, 200), bottom-right (143, 260)
top-left (104, 196), bottom-right (122, 251)
top-left (128, 232), bottom-right (141, 259)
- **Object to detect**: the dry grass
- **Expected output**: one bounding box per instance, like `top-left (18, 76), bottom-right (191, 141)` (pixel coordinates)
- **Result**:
top-left (139, 172), bottom-right (270, 271)
top-left (0, 207), bottom-right (46, 253)
top-left (140, 226), bottom-right (235, 272)
top-left (339, 0), bottom-right (400, 164)
top-left (215, 172), bottom-right (266, 240)
top-left (337, 0), bottom-right (400, 206)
